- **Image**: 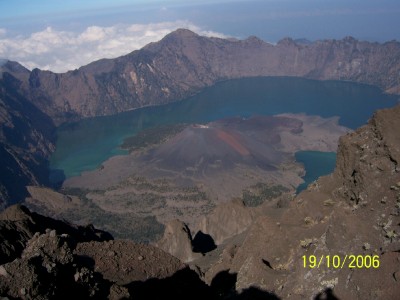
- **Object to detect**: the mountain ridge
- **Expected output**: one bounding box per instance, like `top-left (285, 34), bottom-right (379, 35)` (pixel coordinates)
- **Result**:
top-left (1, 28), bottom-right (400, 126)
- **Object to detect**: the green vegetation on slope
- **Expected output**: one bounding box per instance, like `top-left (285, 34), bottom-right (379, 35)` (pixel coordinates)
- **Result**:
top-left (28, 187), bottom-right (165, 243)
top-left (242, 183), bottom-right (289, 207)
top-left (121, 124), bottom-right (188, 152)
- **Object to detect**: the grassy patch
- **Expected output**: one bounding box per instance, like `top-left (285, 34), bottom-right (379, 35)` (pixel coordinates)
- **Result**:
top-left (28, 187), bottom-right (165, 243)
top-left (242, 183), bottom-right (289, 207)
top-left (121, 123), bottom-right (187, 152)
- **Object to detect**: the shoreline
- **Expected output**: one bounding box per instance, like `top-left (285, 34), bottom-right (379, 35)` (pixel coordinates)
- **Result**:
top-left (62, 113), bottom-right (350, 191)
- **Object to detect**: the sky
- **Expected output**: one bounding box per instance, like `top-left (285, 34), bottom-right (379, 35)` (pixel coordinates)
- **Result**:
top-left (0, 0), bottom-right (399, 72)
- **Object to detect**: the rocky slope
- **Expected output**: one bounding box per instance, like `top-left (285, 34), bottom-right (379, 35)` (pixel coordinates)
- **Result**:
top-left (1, 105), bottom-right (398, 299)
top-left (0, 205), bottom-right (215, 300)
top-left (195, 105), bottom-right (400, 299)
top-left (2, 29), bottom-right (400, 125)
top-left (0, 205), bottom-right (272, 299)
top-left (0, 204), bottom-right (112, 265)
top-left (156, 219), bottom-right (202, 263)
top-left (0, 71), bottom-right (56, 209)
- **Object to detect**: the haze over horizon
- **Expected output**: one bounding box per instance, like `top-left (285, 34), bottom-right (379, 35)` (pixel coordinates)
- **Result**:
top-left (1, 0), bottom-right (399, 72)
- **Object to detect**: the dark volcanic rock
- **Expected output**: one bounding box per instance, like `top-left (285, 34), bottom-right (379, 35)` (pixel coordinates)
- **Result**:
top-left (147, 120), bottom-right (284, 172)
top-left (0, 230), bottom-right (108, 299)
top-left (74, 239), bottom-right (186, 285)
top-left (138, 115), bottom-right (330, 177)
top-left (198, 199), bottom-right (255, 245)
top-left (0, 205), bottom-right (217, 300)
top-left (157, 219), bottom-right (202, 263)
top-left (0, 205), bottom-right (112, 265)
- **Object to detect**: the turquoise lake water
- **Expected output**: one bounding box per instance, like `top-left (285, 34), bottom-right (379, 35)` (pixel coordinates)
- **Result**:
top-left (295, 151), bottom-right (337, 193)
top-left (50, 76), bottom-right (398, 184)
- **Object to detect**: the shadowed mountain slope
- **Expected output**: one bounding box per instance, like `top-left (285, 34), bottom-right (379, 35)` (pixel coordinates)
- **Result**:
top-left (0, 72), bottom-right (56, 209)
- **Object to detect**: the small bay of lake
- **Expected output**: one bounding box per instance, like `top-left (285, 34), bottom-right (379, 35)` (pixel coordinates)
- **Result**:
top-left (295, 151), bottom-right (337, 193)
top-left (50, 76), bottom-right (398, 183)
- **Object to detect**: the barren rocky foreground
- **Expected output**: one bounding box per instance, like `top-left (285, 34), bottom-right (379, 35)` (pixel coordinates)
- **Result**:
top-left (1, 105), bottom-right (399, 299)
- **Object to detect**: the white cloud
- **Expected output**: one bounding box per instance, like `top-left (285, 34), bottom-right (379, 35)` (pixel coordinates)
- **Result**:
top-left (0, 21), bottom-right (229, 73)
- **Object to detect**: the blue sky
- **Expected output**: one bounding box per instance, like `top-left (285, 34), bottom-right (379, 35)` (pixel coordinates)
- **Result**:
top-left (1, 0), bottom-right (399, 72)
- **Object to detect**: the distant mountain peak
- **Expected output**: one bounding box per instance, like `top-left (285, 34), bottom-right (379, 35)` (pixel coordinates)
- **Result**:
top-left (143, 28), bottom-right (201, 52)
top-left (165, 28), bottom-right (199, 40)
top-left (0, 60), bottom-right (24, 71)
top-left (343, 35), bottom-right (357, 42)
top-left (277, 37), bottom-right (297, 46)
top-left (244, 35), bottom-right (265, 45)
